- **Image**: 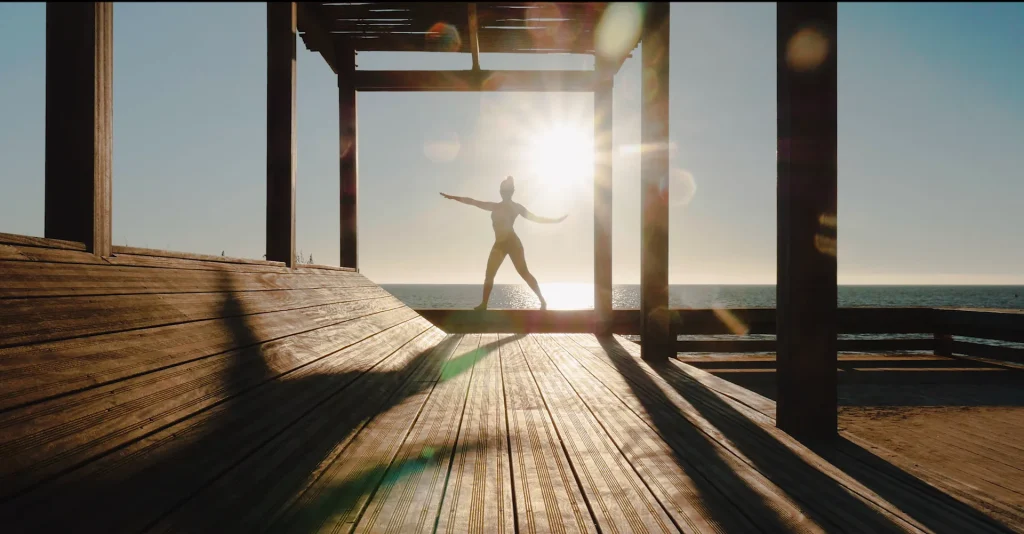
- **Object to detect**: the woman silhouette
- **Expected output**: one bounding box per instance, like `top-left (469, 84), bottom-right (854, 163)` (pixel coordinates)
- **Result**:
top-left (441, 176), bottom-right (567, 310)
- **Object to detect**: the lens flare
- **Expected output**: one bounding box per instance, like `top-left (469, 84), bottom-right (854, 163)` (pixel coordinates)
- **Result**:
top-left (786, 26), bottom-right (830, 72)
top-left (595, 3), bottom-right (644, 63)
top-left (426, 22), bottom-right (462, 52)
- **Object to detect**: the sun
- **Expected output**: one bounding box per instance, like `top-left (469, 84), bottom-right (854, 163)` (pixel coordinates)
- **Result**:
top-left (526, 123), bottom-right (593, 192)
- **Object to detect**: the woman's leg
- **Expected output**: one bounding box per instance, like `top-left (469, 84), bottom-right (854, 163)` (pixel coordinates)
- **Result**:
top-left (476, 242), bottom-right (507, 310)
top-left (508, 237), bottom-right (547, 310)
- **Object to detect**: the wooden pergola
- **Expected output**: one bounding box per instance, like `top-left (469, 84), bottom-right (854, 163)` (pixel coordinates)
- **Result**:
top-left (43, 2), bottom-right (837, 439)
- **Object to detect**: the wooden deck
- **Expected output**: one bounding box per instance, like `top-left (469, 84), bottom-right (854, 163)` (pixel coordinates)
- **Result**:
top-left (2, 239), bottom-right (1021, 533)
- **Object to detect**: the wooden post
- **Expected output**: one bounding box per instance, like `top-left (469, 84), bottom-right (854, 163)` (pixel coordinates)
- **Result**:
top-left (594, 61), bottom-right (614, 335)
top-left (338, 44), bottom-right (359, 270)
top-left (640, 3), bottom-right (671, 361)
top-left (468, 3), bottom-right (481, 71)
top-left (266, 2), bottom-right (297, 267)
top-left (44, 2), bottom-right (113, 257)
top-left (934, 333), bottom-right (954, 357)
top-left (776, 2), bottom-right (838, 440)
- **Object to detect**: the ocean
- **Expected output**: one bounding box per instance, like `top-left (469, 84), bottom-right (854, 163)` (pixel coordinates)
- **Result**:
top-left (383, 284), bottom-right (1024, 311)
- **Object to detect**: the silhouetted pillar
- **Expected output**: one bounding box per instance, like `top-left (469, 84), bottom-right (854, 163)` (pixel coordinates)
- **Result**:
top-left (594, 61), bottom-right (614, 335)
top-left (776, 2), bottom-right (838, 440)
top-left (267, 2), bottom-right (297, 267)
top-left (640, 2), bottom-right (671, 361)
top-left (44, 2), bottom-right (113, 257)
top-left (338, 44), bottom-right (358, 270)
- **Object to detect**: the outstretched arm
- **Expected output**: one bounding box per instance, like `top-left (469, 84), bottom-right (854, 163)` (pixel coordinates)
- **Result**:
top-left (440, 193), bottom-right (497, 211)
top-left (518, 204), bottom-right (568, 224)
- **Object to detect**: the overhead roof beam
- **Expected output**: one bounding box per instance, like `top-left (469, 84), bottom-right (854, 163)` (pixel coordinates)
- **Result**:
top-left (296, 2), bottom-right (338, 74)
top-left (354, 69), bottom-right (596, 92)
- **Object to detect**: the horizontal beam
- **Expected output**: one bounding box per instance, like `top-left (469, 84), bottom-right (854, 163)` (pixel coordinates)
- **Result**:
top-left (296, 2), bottom-right (339, 74)
top-left (354, 69), bottom-right (596, 92)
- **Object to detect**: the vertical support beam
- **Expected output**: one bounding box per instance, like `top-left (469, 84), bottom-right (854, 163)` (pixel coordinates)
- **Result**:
top-left (468, 3), bottom-right (481, 71)
top-left (639, 2), bottom-right (671, 361)
top-left (594, 61), bottom-right (614, 335)
top-left (776, 2), bottom-right (838, 440)
top-left (338, 44), bottom-right (359, 270)
top-left (266, 2), bottom-right (297, 267)
top-left (44, 2), bottom-right (113, 257)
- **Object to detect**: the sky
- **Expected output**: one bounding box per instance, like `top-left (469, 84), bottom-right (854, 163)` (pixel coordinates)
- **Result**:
top-left (1, 2), bottom-right (1022, 285)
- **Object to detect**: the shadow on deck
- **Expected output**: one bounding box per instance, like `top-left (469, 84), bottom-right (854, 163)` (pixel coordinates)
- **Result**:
top-left (2, 283), bottom-right (1020, 532)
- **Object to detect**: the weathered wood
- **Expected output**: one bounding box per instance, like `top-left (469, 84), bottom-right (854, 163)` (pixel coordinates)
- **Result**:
top-left (436, 333), bottom-right (515, 534)
top-left (594, 60), bottom-right (614, 335)
top-left (416, 309), bottom-right (642, 334)
top-left (517, 335), bottom-right (677, 532)
top-left (639, 3), bottom-right (671, 362)
top-left (112, 245), bottom-right (286, 267)
top-left (0, 259), bottom-right (371, 299)
top-left (267, 2), bottom-right (297, 267)
top-left (353, 69), bottom-right (597, 92)
top-left (0, 287), bottom-right (398, 348)
top-left (338, 44), bottom-right (359, 270)
top-left (148, 324), bottom-right (448, 534)
top-left (550, 335), bottom-right (824, 532)
top-left (44, 2), bottom-right (113, 257)
top-left (499, 335), bottom-right (596, 534)
top-left (0, 233), bottom-right (86, 251)
top-left (675, 337), bottom-right (934, 354)
top-left (352, 335), bottom-right (482, 533)
top-left (776, 1), bottom-right (839, 440)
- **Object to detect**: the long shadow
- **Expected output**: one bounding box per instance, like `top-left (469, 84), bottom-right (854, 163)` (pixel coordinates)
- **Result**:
top-left (593, 336), bottom-right (913, 533)
top-left (0, 272), bottom-right (522, 534)
top-left (618, 339), bottom-right (1018, 533)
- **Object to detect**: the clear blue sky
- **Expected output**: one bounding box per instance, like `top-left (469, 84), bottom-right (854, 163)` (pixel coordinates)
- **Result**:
top-left (1, 2), bottom-right (1022, 285)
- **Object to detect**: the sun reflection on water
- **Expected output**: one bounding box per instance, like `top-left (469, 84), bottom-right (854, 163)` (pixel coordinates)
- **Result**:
top-left (506, 282), bottom-right (595, 310)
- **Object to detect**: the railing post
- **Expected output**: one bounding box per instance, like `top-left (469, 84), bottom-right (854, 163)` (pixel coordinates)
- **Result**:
top-left (44, 2), bottom-right (113, 257)
top-left (338, 44), bottom-right (358, 270)
top-left (776, 2), bottom-right (838, 441)
top-left (934, 333), bottom-right (954, 357)
top-left (639, 2), bottom-right (672, 362)
top-left (594, 60), bottom-right (614, 336)
top-left (266, 2), bottom-right (297, 267)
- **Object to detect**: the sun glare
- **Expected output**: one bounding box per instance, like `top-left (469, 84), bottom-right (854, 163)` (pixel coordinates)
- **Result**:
top-left (526, 124), bottom-right (593, 192)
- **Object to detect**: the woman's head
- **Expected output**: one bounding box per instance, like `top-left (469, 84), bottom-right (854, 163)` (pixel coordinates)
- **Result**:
top-left (500, 175), bottom-right (515, 200)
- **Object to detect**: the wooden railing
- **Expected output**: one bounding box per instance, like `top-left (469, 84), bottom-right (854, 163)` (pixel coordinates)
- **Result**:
top-left (413, 307), bottom-right (1024, 364)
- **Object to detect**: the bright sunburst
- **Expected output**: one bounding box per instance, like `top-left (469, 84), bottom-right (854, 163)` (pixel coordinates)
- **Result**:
top-left (525, 122), bottom-right (593, 193)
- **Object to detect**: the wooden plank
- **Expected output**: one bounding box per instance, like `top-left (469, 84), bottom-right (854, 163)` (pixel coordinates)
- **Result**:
top-left (107, 253), bottom-right (291, 273)
top-left (111, 245), bottom-right (286, 267)
top-left (0, 244), bottom-right (111, 265)
top-left (499, 334), bottom-right (597, 534)
top-left (516, 335), bottom-right (678, 533)
top-left (148, 324), bottom-right (450, 534)
top-left (675, 338), bottom-right (934, 354)
top-left (0, 287), bottom-right (397, 348)
top-left (352, 334), bottom-right (483, 533)
top-left (435, 333), bottom-right (515, 534)
top-left (0, 295), bottom-right (405, 410)
top-left (297, 263), bottom-right (358, 273)
top-left (0, 313), bottom-right (428, 532)
top-left (267, 2), bottom-right (297, 266)
top-left (569, 335), bottom-right (941, 533)
top-left (0, 305), bottom-right (419, 502)
top-left (0, 232), bottom-right (86, 251)
top-left (639, 3), bottom-right (671, 362)
top-left (537, 335), bottom-right (815, 533)
top-left (353, 70), bottom-right (596, 92)
top-left (44, 2), bottom-right (113, 256)
top-left (264, 332), bottom-right (464, 533)
top-left (339, 44), bottom-right (359, 270)
top-left (594, 60), bottom-right (613, 335)
top-left (0, 260), bottom-right (372, 298)
top-left (776, 1), bottom-right (839, 439)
